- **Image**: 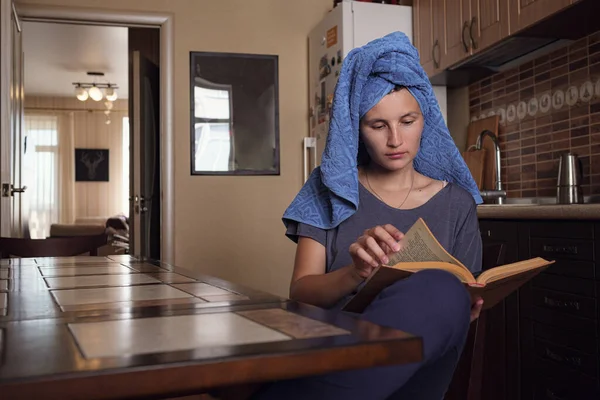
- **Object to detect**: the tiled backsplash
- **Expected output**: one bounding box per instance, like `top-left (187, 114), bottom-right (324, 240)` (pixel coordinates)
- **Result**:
top-left (468, 31), bottom-right (600, 198)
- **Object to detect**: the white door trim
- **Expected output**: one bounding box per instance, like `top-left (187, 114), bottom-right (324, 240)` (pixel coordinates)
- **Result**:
top-left (14, 4), bottom-right (175, 263)
top-left (0, 0), bottom-right (13, 237)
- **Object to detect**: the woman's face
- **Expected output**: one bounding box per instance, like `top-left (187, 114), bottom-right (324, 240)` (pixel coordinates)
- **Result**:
top-left (359, 88), bottom-right (424, 171)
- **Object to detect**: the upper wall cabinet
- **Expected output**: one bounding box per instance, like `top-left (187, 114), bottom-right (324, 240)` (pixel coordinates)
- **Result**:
top-left (414, 0), bottom-right (511, 74)
top-left (441, 0), bottom-right (471, 70)
top-left (414, 0), bottom-right (575, 80)
top-left (509, 0), bottom-right (572, 33)
top-left (470, 0), bottom-right (510, 55)
top-left (413, 0), bottom-right (440, 77)
top-left (439, 0), bottom-right (509, 69)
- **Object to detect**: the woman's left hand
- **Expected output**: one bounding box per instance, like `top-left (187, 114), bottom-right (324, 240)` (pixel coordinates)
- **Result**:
top-left (470, 296), bottom-right (484, 323)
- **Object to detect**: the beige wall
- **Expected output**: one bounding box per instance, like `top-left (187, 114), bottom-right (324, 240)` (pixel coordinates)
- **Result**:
top-left (17, 0), bottom-right (332, 297)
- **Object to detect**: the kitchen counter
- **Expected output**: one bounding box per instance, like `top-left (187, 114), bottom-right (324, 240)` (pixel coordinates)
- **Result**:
top-left (477, 203), bottom-right (600, 220)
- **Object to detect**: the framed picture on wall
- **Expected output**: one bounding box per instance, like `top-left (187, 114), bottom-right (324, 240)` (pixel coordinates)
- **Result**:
top-left (189, 51), bottom-right (280, 175)
top-left (75, 148), bottom-right (109, 182)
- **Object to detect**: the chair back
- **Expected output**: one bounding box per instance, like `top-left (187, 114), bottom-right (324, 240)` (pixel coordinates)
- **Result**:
top-left (0, 234), bottom-right (108, 258)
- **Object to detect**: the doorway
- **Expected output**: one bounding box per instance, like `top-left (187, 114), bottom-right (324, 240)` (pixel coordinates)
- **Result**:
top-left (21, 22), bottom-right (131, 245)
top-left (0, 1), bottom-right (174, 261)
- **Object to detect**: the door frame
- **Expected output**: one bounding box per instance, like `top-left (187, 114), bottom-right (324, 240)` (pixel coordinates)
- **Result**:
top-left (0, 0), bottom-right (15, 238)
top-left (13, 3), bottom-right (175, 263)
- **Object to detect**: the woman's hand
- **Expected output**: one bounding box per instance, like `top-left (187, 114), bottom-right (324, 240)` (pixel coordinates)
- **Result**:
top-left (349, 224), bottom-right (404, 280)
top-left (470, 296), bottom-right (484, 322)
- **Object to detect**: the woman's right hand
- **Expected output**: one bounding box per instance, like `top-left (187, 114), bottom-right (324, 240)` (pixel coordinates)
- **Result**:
top-left (349, 224), bottom-right (404, 280)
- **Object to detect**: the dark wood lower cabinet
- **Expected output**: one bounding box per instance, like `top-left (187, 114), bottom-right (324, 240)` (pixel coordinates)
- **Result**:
top-left (467, 219), bottom-right (600, 400)
top-left (479, 220), bottom-right (520, 400)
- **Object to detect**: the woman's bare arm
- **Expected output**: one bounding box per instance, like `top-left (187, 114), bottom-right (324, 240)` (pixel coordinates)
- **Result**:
top-left (289, 237), bottom-right (363, 309)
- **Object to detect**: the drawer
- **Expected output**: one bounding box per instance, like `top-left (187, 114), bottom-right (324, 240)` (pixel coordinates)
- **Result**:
top-left (530, 374), bottom-right (600, 400)
top-left (521, 305), bottom-right (597, 334)
top-left (532, 274), bottom-right (596, 298)
top-left (521, 352), bottom-right (600, 400)
top-left (543, 259), bottom-right (596, 280)
top-left (530, 238), bottom-right (595, 261)
top-left (533, 340), bottom-right (598, 378)
top-left (531, 321), bottom-right (597, 356)
top-left (529, 221), bottom-right (594, 240)
top-left (479, 220), bottom-right (518, 241)
top-left (530, 287), bottom-right (597, 320)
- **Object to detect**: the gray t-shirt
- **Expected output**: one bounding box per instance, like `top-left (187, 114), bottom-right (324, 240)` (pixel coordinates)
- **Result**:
top-left (285, 182), bottom-right (482, 275)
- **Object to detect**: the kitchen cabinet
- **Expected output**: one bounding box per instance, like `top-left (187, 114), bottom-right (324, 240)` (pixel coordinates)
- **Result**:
top-left (470, 0), bottom-right (510, 55)
top-left (518, 220), bottom-right (600, 399)
top-left (413, 0), bottom-right (441, 77)
top-left (441, 0), bottom-right (471, 69)
top-left (478, 220), bottom-right (520, 400)
top-left (509, 0), bottom-right (572, 33)
top-left (473, 218), bottom-right (600, 399)
top-left (415, 0), bottom-right (510, 75)
top-left (414, 0), bottom-right (573, 79)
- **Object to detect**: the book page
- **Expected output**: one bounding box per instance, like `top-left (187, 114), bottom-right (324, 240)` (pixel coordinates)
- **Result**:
top-left (476, 257), bottom-right (553, 284)
top-left (386, 218), bottom-right (464, 268)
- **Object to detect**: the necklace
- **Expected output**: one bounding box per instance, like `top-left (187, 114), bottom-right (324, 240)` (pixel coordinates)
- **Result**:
top-left (365, 169), bottom-right (415, 209)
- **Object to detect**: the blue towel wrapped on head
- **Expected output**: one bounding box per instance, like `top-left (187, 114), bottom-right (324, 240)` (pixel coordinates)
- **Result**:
top-left (283, 31), bottom-right (482, 230)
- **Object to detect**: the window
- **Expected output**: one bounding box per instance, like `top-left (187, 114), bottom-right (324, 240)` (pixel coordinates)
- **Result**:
top-left (23, 115), bottom-right (59, 239)
top-left (193, 77), bottom-right (233, 172)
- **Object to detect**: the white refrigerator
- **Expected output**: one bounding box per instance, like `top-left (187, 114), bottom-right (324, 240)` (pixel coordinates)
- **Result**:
top-left (305, 0), bottom-right (447, 182)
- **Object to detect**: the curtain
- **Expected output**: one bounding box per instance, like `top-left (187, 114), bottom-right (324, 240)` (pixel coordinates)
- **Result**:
top-left (57, 112), bottom-right (76, 224)
top-left (23, 114), bottom-right (70, 238)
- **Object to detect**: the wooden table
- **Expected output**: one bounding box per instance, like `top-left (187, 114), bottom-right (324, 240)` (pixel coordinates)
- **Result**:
top-left (0, 255), bottom-right (423, 399)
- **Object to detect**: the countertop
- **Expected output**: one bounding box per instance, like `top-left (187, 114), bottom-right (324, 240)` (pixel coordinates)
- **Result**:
top-left (477, 203), bottom-right (600, 220)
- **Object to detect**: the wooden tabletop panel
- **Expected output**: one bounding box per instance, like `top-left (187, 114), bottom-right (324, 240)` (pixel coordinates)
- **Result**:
top-left (0, 256), bottom-right (423, 400)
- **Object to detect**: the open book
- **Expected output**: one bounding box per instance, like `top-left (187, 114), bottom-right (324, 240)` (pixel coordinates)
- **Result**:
top-left (342, 218), bottom-right (554, 314)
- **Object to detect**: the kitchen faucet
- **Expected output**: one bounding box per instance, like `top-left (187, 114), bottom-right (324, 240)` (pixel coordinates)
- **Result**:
top-left (475, 129), bottom-right (506, 205)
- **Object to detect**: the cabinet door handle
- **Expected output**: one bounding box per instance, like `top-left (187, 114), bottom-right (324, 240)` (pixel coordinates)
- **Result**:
top-left (432, 39), bottom-right (440, 69)
top-left (462, 20), bottom-right (470, 53)
top-left (542, 244), bottom-right (578, 255)
top-left (543, 296), bottom-right (581, 311)
top-left (469, 17), bottom-right (478, 50)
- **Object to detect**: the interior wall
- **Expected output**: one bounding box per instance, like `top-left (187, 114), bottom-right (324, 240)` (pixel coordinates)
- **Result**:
top-left (25, 96), bottom-right (128, 220)
top-left (447, 86), bottom-right (470, 152)
top-left (16, 0), bottom-right (333, 298)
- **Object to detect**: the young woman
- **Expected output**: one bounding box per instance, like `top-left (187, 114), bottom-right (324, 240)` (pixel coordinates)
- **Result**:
top-left (253, 32), bottom-right (484, 400)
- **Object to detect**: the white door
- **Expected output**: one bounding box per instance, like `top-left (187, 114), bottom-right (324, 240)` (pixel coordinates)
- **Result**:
top-left (0, 0), bottom-right (26, 238)
top-left (130, 51), bottom-right (160, 259)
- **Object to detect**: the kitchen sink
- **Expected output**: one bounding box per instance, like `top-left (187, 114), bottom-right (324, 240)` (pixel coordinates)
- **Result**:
top-left (479, 195), bottom-right (600, 206)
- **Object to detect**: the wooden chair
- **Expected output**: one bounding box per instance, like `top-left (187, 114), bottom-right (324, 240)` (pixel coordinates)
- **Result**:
top-left (444, 242), bottom-right (506, 400)
top-left (0, 234), bottom-right (108, 258)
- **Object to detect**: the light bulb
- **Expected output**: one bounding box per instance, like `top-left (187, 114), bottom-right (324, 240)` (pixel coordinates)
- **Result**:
top-left (75, 86), bottom-right (88, 101)
top-left (105, 87), bottom-right (118, 102)
top-left (88, 86), bottom-right (103, 101)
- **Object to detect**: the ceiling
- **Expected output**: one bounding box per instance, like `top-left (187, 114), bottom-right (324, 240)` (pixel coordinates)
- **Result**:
top-left (23, 22), bottom-right (128, 98)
